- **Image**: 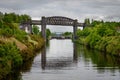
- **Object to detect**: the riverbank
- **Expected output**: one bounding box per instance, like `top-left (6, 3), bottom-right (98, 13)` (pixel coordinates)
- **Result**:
top-left (76, 20), bottom-right (120, 56)
top-left (0, 35), bottom-right (44, 80)
top-left (0, 12), bottom-right (45, 79)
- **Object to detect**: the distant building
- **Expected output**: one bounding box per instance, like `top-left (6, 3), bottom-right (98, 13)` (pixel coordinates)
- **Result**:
top-left (19, 23), bottom-right (32, 33)
top-left (51, 32), bottom-right (71, 39)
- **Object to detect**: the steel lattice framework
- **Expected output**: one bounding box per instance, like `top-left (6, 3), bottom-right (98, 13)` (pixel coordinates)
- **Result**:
top-left (45, 16), bottom-right (74, 26)
top-left (22, 16), bottom-right (85, 27)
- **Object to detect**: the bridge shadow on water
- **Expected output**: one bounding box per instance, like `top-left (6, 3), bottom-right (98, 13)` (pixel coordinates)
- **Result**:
top-left (41, 42), bottom-right (78, 70)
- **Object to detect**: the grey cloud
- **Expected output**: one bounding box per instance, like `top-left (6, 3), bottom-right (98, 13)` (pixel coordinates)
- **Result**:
top-left (1, 0), bottom-right (120, 32)
top-left (0, 0), bottom-right (120, 21)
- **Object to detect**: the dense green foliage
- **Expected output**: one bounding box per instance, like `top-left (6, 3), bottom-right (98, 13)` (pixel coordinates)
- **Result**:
top-left (0, 23), bottom-right (27, 42)
top-left (0, 42), bottom-right (22, 67)
top-left (2, 13), bottom-right (31, 23)
top-left (0, 42), bottom-right (22, 79)
top-left (62, 32), bottom-right (72, 36)
top-left (77, 19), bottom-right (120, 56)
top-left (32, 25), bottom-right (51, 40)
top-left (32, 25), bottom-right (40, 35)
top-left (0, 12), bottom-right (29, 42)
top-left (0, 12), bottom-right (44, 79)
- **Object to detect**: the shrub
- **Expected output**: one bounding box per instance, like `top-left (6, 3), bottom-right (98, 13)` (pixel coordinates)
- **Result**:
top-left (95, 37), bottom-right (111, 51)
top-left (14, 29), bottom-right (27, 42)
top-left (0, 42), bottom-right (22, 68)
top-left (85, 30), bottom-right (101, 48)
top-left (0, 42), bottom-right (23, 79)
top-left (106, 36), bottom-right (120, 55)
top-left (0, 28), bottom-right (13, 37)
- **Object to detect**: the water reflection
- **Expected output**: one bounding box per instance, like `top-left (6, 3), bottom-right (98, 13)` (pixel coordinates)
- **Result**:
top-left (22, 40), bottom-right (120, 80)
top-left (77, 44), bottom-right (120, 71)
top-left (41, 42), bottom-right (78, 70)
top-left (7, 39), bottom-right (119, 80)
top-left (41, 45), bottom-right (46, 70)
top-left (73, 43), bottom-right (78, 63)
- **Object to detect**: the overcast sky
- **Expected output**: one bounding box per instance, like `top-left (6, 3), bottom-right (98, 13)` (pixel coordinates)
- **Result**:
top-left (0, 0), bottom-right (120, 32)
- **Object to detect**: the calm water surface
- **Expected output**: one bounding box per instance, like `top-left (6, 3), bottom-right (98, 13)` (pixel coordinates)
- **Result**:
top-left (22, 39), bottom-right (120, 80)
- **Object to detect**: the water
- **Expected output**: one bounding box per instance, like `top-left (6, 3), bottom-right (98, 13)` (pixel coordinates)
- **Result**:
top-left (22, 39), bottom-right (120, 80)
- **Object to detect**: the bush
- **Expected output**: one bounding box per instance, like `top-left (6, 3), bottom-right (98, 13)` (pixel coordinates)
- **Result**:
top-left (0, 42), bottom-right (22, 79)
top-left (0, 42), bottom-right (22, 68)
top-left (0, 28), bottom-right (13, 37)
top-left (29, 34), bottom-right (44, 50)
top-left (95, 37), bottom-right (111, 51)
top-left (85, 30), bottom-right (101, 48)
top-left (13, 29), bottom-right (27, 42)
top-left (77, 28), bottom-right (92, 37)
top-left (77, 20), bottom-right (120, 56)
top-left (106, 36), bottom-right (120, 55)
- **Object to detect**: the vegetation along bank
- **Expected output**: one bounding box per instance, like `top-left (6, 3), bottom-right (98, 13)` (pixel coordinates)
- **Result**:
top-left (77, 19), bottom-right (120, 56)
top-left (0, 12), bottom-right (45, 79)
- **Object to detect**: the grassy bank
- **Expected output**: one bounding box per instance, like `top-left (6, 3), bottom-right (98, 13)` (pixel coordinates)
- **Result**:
top-left (0, 12), bottom-right (45, 79)
top-left (0, 35), bottom-right (44, 79)
top-left (77, 20), bottom-right (120, 56)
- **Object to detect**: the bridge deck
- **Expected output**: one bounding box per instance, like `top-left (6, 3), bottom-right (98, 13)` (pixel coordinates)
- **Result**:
top-left (30, 20), bottom-right (84, 27)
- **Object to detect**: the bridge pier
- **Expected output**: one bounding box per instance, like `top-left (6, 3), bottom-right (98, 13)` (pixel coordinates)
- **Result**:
top-left (41, 16), bottom-right (46, 41)
top-left (83, 23), bottom-right (86, 30)
top-left (73, 19), bottom-right (78, 41)
top-left (28, 24), bottom-right (32, 33)
top-left (41, 45), bottom-right (46, 70)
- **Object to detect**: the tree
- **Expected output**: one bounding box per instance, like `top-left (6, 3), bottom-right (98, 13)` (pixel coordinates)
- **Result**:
top-left (20, 14), bottom-right (31, 22)
top-left (0, 20), bottom-right (3, 28)
top-left (46, 29), bottom-right (51, 39)
top-left (32, 25), bottom-right (40, 35)
top-left (84, 18), bottom-right (90, 26)
top-left (0, 12), bottom-right (3, 20)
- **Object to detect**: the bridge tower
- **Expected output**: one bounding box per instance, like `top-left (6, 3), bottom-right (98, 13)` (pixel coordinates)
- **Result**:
top-left (41, 16), bottom-right (46, 41)
top-left (73, 19), bottom-right (78, 41)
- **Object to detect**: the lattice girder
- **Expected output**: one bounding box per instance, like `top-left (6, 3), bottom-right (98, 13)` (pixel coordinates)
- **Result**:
top-left (21, 16), bottom-right (85, 27)
top-left (45, 16), bottom-right (74, 26)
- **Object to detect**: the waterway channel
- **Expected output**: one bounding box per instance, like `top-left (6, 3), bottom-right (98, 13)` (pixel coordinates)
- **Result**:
top-left (21, 39), bottom-right (120, 80)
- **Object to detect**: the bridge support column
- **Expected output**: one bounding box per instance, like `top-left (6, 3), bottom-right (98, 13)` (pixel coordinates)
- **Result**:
top-left (83, 23), bottom-right (86, 30)
top-left (73, 19), bottom-right (77, 41)
top-left (28, 24), bottom-right (32, 33)
top-left (41, 16), bottom-right (46, 41)
top-left (41, 45), bottom-right (46, 70)
top-left (27, 20), bottom-right (32, 34)
top-left (73, 43), bottom-right (77, 62)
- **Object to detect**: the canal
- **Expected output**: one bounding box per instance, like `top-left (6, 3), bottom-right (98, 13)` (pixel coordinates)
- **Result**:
top-left (21, 39), bottom-right (120, 80)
